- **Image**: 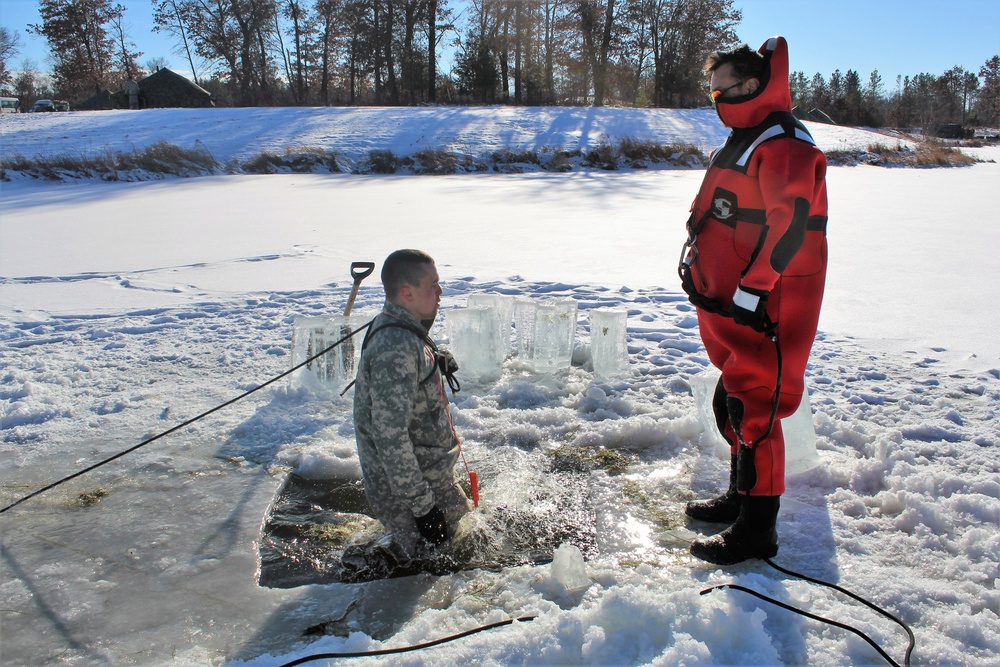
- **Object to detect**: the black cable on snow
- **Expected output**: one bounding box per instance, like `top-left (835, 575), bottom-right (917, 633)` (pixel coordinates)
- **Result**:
top-left (700, 558), bottom-right (915, 667)
top-left (277, 615), bottom-right (538, 667)
top-left (0, 320), bottom-right (374, 515)
top-left (764, 558), bottom-right (915, 666)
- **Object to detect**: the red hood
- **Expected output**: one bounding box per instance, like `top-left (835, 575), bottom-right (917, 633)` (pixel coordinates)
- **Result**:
top-left (715, 36), bottom-right (792, 129)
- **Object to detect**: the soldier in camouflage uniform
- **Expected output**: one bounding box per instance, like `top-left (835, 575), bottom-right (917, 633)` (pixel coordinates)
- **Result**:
top-left (353, 249), bottom-right (471, 561)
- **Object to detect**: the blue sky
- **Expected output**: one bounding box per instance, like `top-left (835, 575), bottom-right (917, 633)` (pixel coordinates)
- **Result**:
top-left (2, 0), bottom-right (998, 84)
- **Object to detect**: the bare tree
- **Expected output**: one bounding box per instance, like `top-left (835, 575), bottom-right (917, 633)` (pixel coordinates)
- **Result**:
top-left (0, 26), bottom-right (22, 92)
top-left (108, 5), bottom-right (143, 83)
top-left (152, 0), bottom-right (201, 82)
top-left (576, 0), bottom-right (616, 106)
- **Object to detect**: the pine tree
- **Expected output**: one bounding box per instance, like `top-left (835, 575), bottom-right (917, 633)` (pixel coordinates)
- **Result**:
top-left (976, 55), bottom-right (1000, 125)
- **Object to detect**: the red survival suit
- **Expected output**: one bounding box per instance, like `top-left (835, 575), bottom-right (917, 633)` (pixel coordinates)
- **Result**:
top-left (680, 36), bottom-right (828, 497)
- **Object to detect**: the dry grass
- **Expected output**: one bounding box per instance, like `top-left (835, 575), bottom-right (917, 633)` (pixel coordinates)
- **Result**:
top-left (241, 146), bottom-right (342, 174)
top-left (2, 133), bottom-right (976, 181)
top-left (827, 139), bottom-right (979, 167)
top-left (913, 142), bottom-right (977, 166)
top-left (412, 148), bottom-right (460, 174)
top-left (1, 141), bottom-right (219, 180)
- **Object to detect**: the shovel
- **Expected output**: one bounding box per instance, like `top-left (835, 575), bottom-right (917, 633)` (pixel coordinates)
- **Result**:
top-left (340, 261), bottom-right (376, 377)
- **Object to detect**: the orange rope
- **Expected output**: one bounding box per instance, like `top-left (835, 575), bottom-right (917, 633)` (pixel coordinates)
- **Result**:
top-left (431, 345), bottom-right (479, 508)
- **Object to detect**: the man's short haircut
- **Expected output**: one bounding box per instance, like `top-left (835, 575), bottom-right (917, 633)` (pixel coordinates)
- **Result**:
top-left (705, 44), bottom-right (766, 80)
top-left (382, 249), bottom-right (435, 299)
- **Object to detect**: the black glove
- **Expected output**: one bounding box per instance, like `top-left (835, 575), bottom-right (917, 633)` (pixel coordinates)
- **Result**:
top-left (730, 285), bottom-right (772, 333)
top-left (414, 506), bottom-right (449, 546)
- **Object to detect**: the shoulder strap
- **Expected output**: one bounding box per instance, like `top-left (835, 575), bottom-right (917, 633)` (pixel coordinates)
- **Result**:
top-left (360, 319), bottom-right (437, 354)
top-left (712, 112), bottom-right (816, 174)
top-left (361, 320), bottom-right (441, 378)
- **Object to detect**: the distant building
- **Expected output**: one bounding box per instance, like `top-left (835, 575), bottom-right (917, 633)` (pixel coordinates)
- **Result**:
top-left (76, 69), bottom-right (214, 111)
top-left (76, 90), bottom-right (115, 111)
top-left (792, 106), bottom-right (837, 125)
top-left (113, 68), bottom-right (215, 109)
top-left (932, 123), bottom-right (970, 139)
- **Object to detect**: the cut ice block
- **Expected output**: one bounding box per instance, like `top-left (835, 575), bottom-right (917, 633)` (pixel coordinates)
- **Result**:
top-left (291, 315), bottom-right (369, 392)
top-left (445, 306), bottom-right (502, 381)
top-left (513, 298), bottom-right (578, 373)
top-left (783, 388), bottom-right (821, 476)
top-left (513, 299), bottom-right (539, 360)
top-left (590, 309), bottom-right (628, 380)
top-left (690, 369), bottom-right (724, 444)
top-left (691, 367), bottom-right (820, 475)
top-left (530, 299), bottom-right (578, 373)
top-left (466, 293), bottom-right (514, 363)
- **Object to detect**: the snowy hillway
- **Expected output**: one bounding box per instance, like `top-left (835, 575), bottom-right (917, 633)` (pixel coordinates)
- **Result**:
top-left (0, 107), bottom-right (998, 667)
top-left (0, 105), bottom-right (898, 167)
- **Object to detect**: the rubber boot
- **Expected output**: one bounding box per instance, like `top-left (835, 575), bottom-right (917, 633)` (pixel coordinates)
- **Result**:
top-left (689, 495), bottom-right (780, 565)
top-left (685, 454), bottom-right (740, 523)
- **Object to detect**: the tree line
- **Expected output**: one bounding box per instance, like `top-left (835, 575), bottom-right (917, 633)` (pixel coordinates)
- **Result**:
top-left (2, 0), bottom-right (998, 129)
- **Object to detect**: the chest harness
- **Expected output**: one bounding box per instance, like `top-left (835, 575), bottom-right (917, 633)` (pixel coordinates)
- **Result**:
top-left (340, 317), bottom-right (461, 396)
top-left (678, 111), bottom-right (823, 323)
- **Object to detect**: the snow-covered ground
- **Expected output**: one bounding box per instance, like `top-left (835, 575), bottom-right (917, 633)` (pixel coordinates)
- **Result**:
top-left (0, 105), bottom-right (896, 166)
top-left (0, 107), bottom-right (997, 667)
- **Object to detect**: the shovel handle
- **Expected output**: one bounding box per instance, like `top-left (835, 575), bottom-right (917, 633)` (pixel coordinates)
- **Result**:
top-left (344, 261), bottom-right (376, 316)
top-left (351, 262), bottom-right (376, 282)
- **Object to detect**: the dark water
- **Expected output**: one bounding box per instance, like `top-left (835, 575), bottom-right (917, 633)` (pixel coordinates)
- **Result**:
top-left (258, 452), bottom-right (600, 588)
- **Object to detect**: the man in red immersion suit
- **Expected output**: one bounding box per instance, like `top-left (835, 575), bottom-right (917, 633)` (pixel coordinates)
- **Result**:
top-left (680, 36), bottom-right (828, 565)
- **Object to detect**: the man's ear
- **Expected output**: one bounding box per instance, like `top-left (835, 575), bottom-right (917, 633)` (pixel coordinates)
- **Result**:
top-left (746, 78), bottom-right (760, 94)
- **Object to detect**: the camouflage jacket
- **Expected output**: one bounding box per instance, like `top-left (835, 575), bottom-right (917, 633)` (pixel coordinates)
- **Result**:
top-left (352, 301), bottom-right (459, 518)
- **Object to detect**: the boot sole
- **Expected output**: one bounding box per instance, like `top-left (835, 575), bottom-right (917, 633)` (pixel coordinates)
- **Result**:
top-left (689, 538), bottom-right (778, 566)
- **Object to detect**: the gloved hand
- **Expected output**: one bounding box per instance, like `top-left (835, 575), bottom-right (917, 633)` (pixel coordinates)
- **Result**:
top-left (730, 285), bottom-right (772, 333)
top-left (414, 506), bottom-right (449, 546)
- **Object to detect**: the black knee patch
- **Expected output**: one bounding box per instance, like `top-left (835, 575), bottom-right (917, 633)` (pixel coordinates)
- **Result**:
top-left (726, 395), bottom-right (757, 492)
top-left (713, 378), bottom-right (734, 446)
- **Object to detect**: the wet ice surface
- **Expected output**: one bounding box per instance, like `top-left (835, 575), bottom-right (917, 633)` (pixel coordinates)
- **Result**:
top-left (0, 278), bottom-right (716, 665)
top-left (2, 273), bottom-right (998, 666)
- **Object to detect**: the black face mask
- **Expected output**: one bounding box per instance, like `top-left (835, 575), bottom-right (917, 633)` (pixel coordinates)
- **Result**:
top-left (420, 318), bottom-right (435, 332)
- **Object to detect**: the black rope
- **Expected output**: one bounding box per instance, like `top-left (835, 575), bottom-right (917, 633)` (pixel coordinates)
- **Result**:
top-left (0, 319), bottom-right (374, 515)
top-left (277, 615), bottom-right (537, 666)
top-left (700, 559), bottom-right (914, 667)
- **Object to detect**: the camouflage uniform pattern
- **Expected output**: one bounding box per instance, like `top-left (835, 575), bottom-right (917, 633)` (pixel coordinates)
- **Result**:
top-left (353, 301), bottom-right (470, 555)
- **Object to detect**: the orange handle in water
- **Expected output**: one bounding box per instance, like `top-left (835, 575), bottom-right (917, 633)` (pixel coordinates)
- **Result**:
top-left (469, 471), bottom-right (479, 508)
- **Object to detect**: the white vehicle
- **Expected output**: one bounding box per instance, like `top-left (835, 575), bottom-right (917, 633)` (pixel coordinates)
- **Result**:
top-left (0, 97), bottom-right (19, 113)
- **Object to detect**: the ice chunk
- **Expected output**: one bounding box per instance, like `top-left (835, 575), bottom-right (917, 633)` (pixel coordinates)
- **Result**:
top-left (589, 309), bottom-right (629, 380)
top-left (529, 299), bottom-right (579, 373)
top-left (513, 298), bottom-right (539, 360)
top-left (691, 367), bottom-right (821, 475)
top-left (514, 298), bottom-right (578, 373)
top-left (690, 369), bottom-right (724, 445)
top-left (291, 315), bottom-right (369, 393)
top-left (466, 293), bottom-right (514, 363)
top-left (551, 543), bottom-right (590, 592)
top-left (445, 307), bottom-right (502, 381)
top-left (783, 388), bottom-right (821, 476)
